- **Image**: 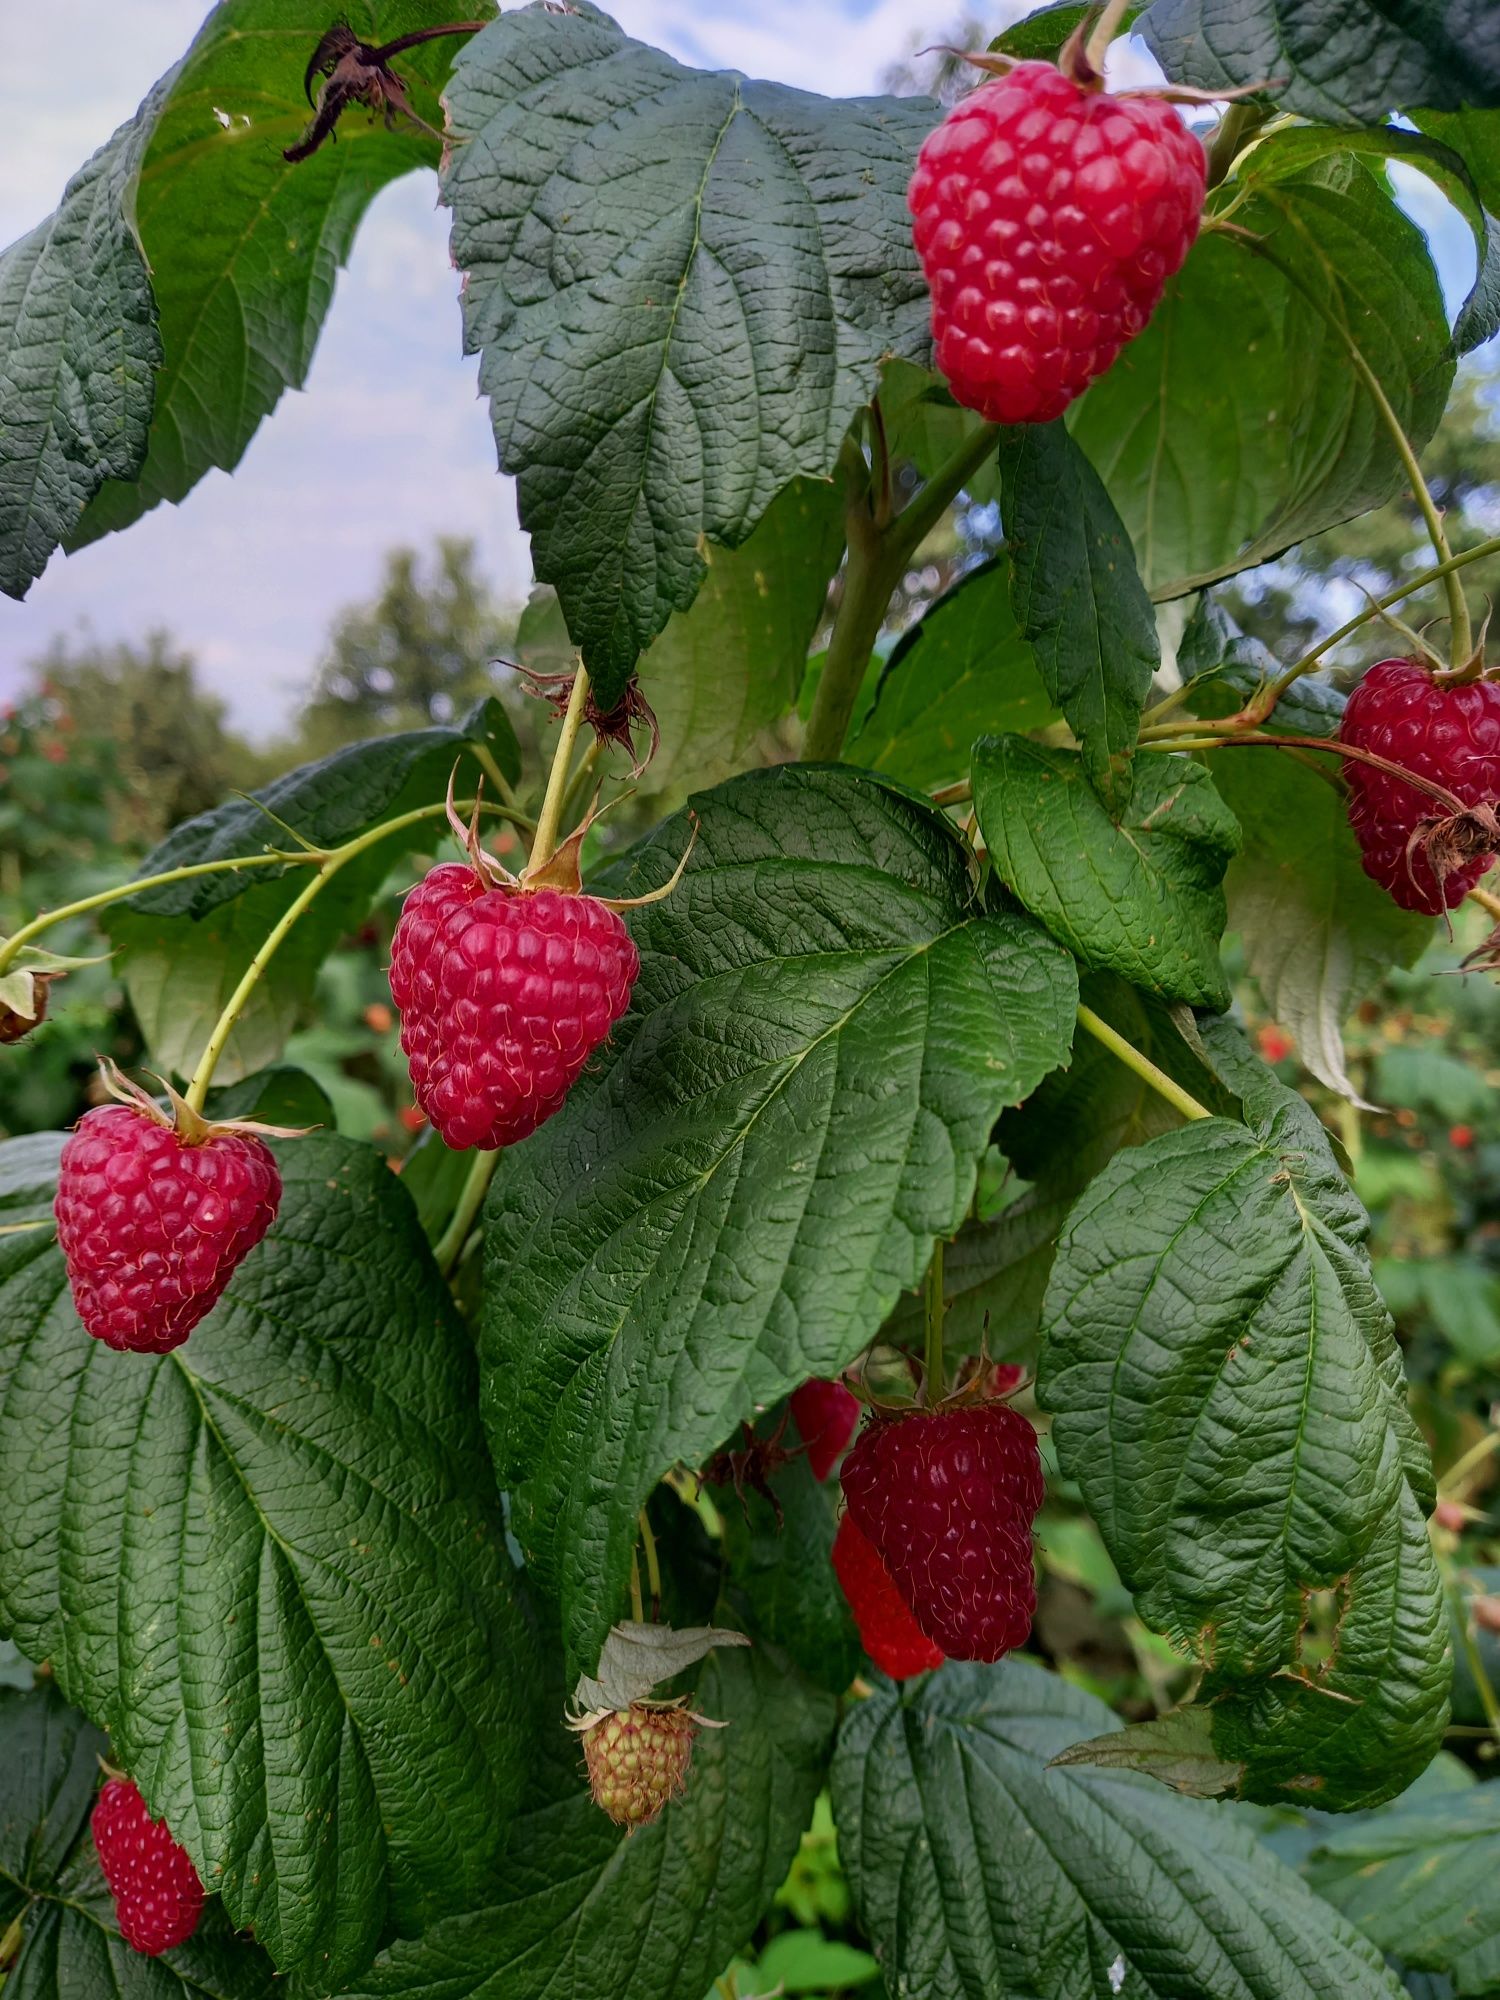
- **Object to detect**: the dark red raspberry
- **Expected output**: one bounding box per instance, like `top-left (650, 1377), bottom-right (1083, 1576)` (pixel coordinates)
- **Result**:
top-left (791, 1377), bottom-right (859, 1482)
top-left (389, 865), bottom-right (638, 1151)
top-left (92, 1777), bottom-right (204, 1956)
top-left (55, 1107), bottom-right (280, 1354)
top-left (1340, 659), bottom-right (1500, 913)
top-left (841, 1402), bottom-right (1043, 1662)
top-left (908, 62), bottom-right (1205, 424)
top-left (832, 1513), bottom-right (945, 1680)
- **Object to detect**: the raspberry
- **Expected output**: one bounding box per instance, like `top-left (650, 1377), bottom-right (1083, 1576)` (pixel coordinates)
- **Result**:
top-left (840, 1402), bottom-right (1043, 1662)
top-left (55, 1106), bottom-right (280, 1354)
top-left (790, 1377), bottom-right (859, 1482)
top-left (389, 865), bottom-right (638, 1151)
top-left (91, 1778), bottom-right (204, 1956)
top-left (908, 62), bottom-right (1206, 424)
top-left (578, 1702), bottom-right (697, 1829)
top-left (1340, 659), bottom-right (1500, 913)
top-left (832, 1513), bottom-right (945, 1679)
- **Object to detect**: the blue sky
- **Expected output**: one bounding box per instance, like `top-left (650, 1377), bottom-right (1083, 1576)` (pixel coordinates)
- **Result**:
top-left (0, 4), bottom-right (1479, 739)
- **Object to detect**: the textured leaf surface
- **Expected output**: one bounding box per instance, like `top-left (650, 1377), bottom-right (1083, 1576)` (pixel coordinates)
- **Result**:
top-left (107, 700), bottom-right (515, 1080)
top-left (846, 557), bottom-right (1057, 790)
top-left (1176, 593), bottom-right (1346, 740)
top-left (973, 736), bottom-right (1240, 1008)
top-left (0, 1132), bottom-right (532, 1986)
top-left (1209, 735), bottom-right (1430, 1103)
top-left (481, 765), bottom-right (1077, 1670)
top-left (335, 1642), bottom-right (834, 2000)
top-left (442, 1), bottom-right (933, 702)
top-left (0, 90), bottom-right (165, 596)
top-left (1141, 0), bottom-right (1500, 126)
top-left (1308, 1781), bottom-right (1500, 1994)
top-left (0, 1681), bottom-right (278, 1998)
top-left (1040, 1084), bottom-right (1424, 1680)
top-left (1072, 135), bottom-right (1453, 598)
top-left (832, 1658), bottom-right (1404, 2000)
top-left (996, 424), bottom-right (1158, 796)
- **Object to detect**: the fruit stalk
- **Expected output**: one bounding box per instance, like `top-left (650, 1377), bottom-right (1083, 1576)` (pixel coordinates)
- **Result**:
top-left (434, 1149), bottom-right (499, 1276)
top-left (637, 1507), bottom-right (662, 1622)
top-left (1075, 1004), bottom-right (1213, 1122)
top-left (923, 1237), bottom-right (946, 1400)
top-left (530, 666), bottom-right (592, 871)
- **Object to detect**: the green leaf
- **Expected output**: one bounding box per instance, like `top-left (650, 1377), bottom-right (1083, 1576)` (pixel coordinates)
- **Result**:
top-left (0, 1132), bottom-right (533, 1987)
top-left (973, 736), bottom-right (1240, 1008)
top-left (1208, 733), bottom-right (1430, 1103)
top-left (333, 1641), bottom-right (835, 2000)
top-left (1072, 135), bottom-right (1453, 598)
top-left (1308, 1785), bottom-right (1500, 1996)
top-left (441, 2), bottom-right (933, 703)
top-left (1375, 1256), bottom-right (1500, 1366)
top-left (0, 1680), bottom-right (279, 1997)
top-left (832, 1657), bottom-right (1405, 2000)
top-left (204, 1061), bottom-right (335, 1130)
top-left (107, 699), bottom-right (516, 1081)
top-left (1141, 0), bottom-right (1500, 126)
top-left (0, 86), bottom-right (166, 597)
top-left (1176, 593), bottom-right (1346, 740)
top-left (481, 765), bottom-right (1078, 1671)
top-left (719, 1415), bottom-right (862, 1694)
top-left (636, 476), bottom-right (845, 796)
top-left (1040, 1037), bottom-right (1432, 1680)
top-left (994, 2), bottom-right (1145, 60)
top-left (996, 423), bottom-right (1159, 797)
top-left (846, 557), bottom-right (1058, 791)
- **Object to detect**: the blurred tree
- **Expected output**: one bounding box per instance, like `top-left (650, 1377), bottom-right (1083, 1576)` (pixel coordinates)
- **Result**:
top-left (22, 630), bottom-right (258, 846)
top-left (297, 538), bottom-right (515, 754)
top-left (882, 14), bottom-right (988, 103)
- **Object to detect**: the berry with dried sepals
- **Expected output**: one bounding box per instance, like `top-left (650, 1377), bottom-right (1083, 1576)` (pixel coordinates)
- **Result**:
top-left (909, 60), bottom-right (1206, 424)
top-left (841, 1401), bottom-right (1043, 1662)
top-left (1339, 658), bottom-right (1500, 913)
top-left (832, 1512), bottom-right (945, 1679)
top-left (576, 1701), bottom-right (699, 1830)
top-left (91, 1777), bottom-right (204, 1956)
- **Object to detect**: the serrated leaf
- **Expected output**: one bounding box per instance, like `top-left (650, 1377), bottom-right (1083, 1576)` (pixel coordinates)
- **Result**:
top-left (1039, 1075), bottom-right (1428, 1679)
top-left (832, 1657), bottom-right (1405, 2000)
top-left (994, 1), bottom-right (1146, 60)
top-left (973, 736), bottom-right (1240, 1008)
top-left (996, 423), bottom-right (1158, 798)
top-left (333, 1641), bottom-right (835, 2000)
top-left (1141, 0), bottom-right (1500, 127)
top-left (0, 1681), bottom-right (278, 1998)
top-left (1208, 734), bottom-right (1430, 1103)
top-left (1308, 1777), bottom-right (1500, 1993)
top-left (481, 765), bottom-right (1078, 1671)
top-left (846, 557), bottom-right (1058, 790)
top-left (1072, 135), bottom-right (1453, 598)
top-left (0, 1132), bottom-right (533, 1987)
top-left (107, 700), bottom-right (515, 1081)
top-left (1176, 593), bottom-right (1346, 740)
top-left (1050, 1705), bottom-right (1245, 1797)
top-left (441, 1), bottom-right (933, 703)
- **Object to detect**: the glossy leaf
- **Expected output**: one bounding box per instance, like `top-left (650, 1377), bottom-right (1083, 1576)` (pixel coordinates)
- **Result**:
top-left (442, 1), bottom-right (933, 702)
top-left (481, 765), bottom-right (1078, 1671)
top-left (973, 736), bottom-right (1240, 1008)
top-left (0, 1132), bottom-right (533, 1987)
top-left (334, 1642), bottom-right (835, 2000)
top-left (833, 1658), bottom-right (1405, 1999)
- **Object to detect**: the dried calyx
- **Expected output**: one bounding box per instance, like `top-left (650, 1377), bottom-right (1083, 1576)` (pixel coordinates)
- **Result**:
top-left (444, 767), bottom-right (696, 904)
top-left (283, 20), bottom-right (489, 163)
top-left (518, 667), bottom-right (661, 780)
top-left (0, 943), bottom-right (106, 1045)
top-left (93, 1058), bottom-right (313, 1148)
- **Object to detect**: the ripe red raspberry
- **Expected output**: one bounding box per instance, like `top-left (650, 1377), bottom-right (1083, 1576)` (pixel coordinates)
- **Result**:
top-left (578, 1703), bottom-right (697, 1829)
top-left (832, 1513), bottom-right (945, 1679)
top-left (1340, 659), bottom-right (1500, 913)
top-left (91, 1778), bottom-right (205, 1956)
top-left (389, 865), bottom-right (638, 1151)
top-left (55, 1106), bottom-right (280, 1354)
top-left (841, 1402), bottom-right (1043, 1662)
top-left (791, 1377), bottom-right (859, 1482)
top-left (908, 62), bottom-right (1206, 424)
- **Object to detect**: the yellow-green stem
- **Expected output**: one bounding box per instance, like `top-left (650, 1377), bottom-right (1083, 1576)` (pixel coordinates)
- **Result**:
top-left (0, 1910), bottom-right (25, 1968)
top-left (1439, 1425), bottom-right (1500, 1500)
top-left (1445, 1563), bottom-right (1500, 1746)
top-left (924, 1238), bottom-right (946, 1400)
top-left (637, 1507), bottom-right (662, 1622)
top-left (531, 666), bottom-right (592, 869)
top-left (434, 1149), bottom-right (499, 1277)
top-left (1076, 1004), bottom-right (1214, 1123)
top-left (1471, 884), bottom-right (1500, 923)
top-left (629, 1550), bottom-right (645, 1625)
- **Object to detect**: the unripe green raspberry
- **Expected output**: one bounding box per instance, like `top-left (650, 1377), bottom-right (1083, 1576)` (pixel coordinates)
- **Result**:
top-left (578, 1702), bottom-right (697, 1830)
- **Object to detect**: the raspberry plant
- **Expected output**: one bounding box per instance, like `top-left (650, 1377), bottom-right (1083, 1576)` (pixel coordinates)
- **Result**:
top-left (2, 0), bottom-right (1500, 1994)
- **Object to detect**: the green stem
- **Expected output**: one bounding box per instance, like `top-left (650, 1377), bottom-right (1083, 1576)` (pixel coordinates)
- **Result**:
top-left (924, 1238), bottom-right (947, 1400)
top-left (531, 667), bottom-right (591, 869)
top-left (1203, 102), bottom-right (1266, 189)
top-left (1439, 1426), bottom-right (1500, 1500)
top-left (0, 1910), bottom-right (24, 1968)
top-left (637, 1507), bottom-right (662, 1622)
top-left (0, 851), bottom-right (312, 977)
top-left (629, 1550), bottom-right (645, 1625)
top-left (434, 1149), bottom-right (499, 1278)
top-left (1076, 1004), bottom-right (1214, 1123)
top-left (1445, 1563), bottom-right (1500, 1746)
